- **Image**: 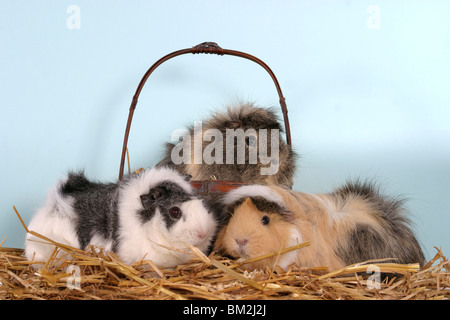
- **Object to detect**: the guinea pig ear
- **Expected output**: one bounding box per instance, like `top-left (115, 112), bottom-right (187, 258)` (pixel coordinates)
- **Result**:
top-left (149, 187), bottom-right (166, 200)
top-left (279, 209), bottom-right (295, 222)
top-left (140, 187), bottom-right (166, 208)
top-left (183, 174), bottom-right (193, 182)
top-left (140, 194), bottom-right (152, 209)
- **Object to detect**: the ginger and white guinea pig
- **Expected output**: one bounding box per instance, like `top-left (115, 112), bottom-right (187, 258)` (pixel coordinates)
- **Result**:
top-left (157, 102), bottom-right (297, 188)
top-left (25, 166), bottom-right (218, 268)
top-left (214, 181), bottom-right (425, 270)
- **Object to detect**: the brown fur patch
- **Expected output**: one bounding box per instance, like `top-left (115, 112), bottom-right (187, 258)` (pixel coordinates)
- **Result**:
top-left (215, 183), bottom-right (425, 270)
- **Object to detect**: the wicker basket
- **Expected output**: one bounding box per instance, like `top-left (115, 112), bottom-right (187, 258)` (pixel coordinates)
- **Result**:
top-left (118, 42), bottom-right (292, 194)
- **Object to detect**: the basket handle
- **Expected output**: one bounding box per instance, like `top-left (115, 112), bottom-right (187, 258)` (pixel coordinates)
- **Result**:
top-left (119, 42), bottom-right (291, 180)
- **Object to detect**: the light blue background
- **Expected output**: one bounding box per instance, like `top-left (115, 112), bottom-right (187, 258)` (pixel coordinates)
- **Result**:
top-left (1, 1), bottom-right (449, 260)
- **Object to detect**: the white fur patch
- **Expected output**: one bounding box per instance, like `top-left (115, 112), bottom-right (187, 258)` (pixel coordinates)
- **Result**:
top-left (89, 234), bottom-right (114, 252)
top-left (277, 228), bottom-right (303, 270)
top-left (317, 195), bottom-right (344, 224)
top-left (223, 185), bottom-right (285, 207)
top-left (25, 181), bottom-right (80, 262)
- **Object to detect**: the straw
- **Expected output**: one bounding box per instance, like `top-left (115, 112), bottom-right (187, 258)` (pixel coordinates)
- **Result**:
top-left (1, 207), bottom-right (448, 300)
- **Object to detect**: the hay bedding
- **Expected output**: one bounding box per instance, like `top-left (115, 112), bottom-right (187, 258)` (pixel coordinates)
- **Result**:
top-left (1, 209), bottom-right (449, 300)
top-left (1, 242), bottom-right (449, 300)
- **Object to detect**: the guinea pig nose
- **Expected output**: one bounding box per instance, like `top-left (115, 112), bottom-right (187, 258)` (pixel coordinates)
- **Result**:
top-left (235, 238), bottom-right (249, 247)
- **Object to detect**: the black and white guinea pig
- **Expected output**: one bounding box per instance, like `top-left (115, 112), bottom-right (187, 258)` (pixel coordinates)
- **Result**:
top-left (25, 167), bottom-right (218, 268)
top-left (214, 181), bottom-right (426, 270)
top-left (157, 102), bottom-right (298, 188)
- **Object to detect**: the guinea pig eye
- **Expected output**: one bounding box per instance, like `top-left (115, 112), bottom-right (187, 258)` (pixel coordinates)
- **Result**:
top-left (261, 215), bottom-right (270, 225)
top-left (168, 206), bottom-right (182, 220)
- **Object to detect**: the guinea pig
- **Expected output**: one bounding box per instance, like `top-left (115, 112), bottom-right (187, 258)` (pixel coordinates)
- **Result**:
top-left (214, 181), bottom-right (425, 270)
top-left (157, 102), bottom-right (297, 188)
top-left (24, 166), bottom-right (218, 268)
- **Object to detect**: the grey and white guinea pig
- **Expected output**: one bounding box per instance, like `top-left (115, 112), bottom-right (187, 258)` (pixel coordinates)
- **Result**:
top-left (25, 166), bottom-right (218, 268)
top-left (214, 181), bottom-right (425, 270)
top-left (156, 102), bottom-right (298, 188)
